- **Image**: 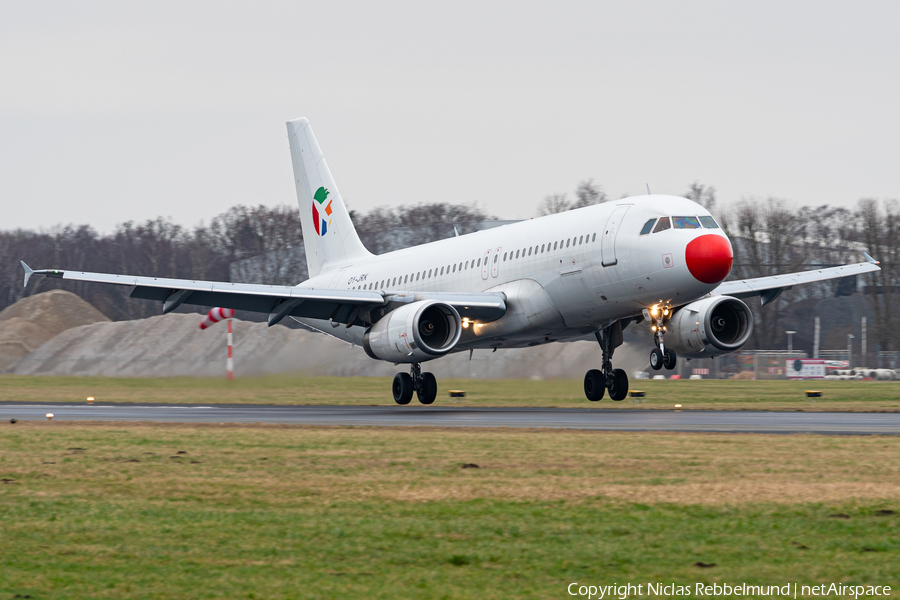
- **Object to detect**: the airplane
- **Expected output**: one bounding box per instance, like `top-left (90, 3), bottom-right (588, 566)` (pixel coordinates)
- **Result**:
top-left (21, 117), bottom-right (881, 404)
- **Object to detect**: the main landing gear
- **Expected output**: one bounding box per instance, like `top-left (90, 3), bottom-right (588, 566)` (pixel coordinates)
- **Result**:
top-left (392, 363), bottom-right (438, 405)
top-left (647, 306), bottom-right (677, 372)
top-left (584, 322), bottom-right (629, 402)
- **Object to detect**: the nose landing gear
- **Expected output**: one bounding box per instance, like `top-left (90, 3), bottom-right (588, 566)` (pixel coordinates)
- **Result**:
top-left (647, 305), bottom-right (677, 371)
top-left (584, 321), bottom-right (629, 402)
top-left (392, 363), bottom-right (438, 405)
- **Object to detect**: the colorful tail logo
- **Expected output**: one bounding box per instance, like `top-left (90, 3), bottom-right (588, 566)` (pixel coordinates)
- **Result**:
top-left (313, 187), bottom-right (333, 236)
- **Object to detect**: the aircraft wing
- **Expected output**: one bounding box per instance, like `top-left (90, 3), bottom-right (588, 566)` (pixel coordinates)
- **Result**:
top-left (712, 254), bottom-right (880, 306)
top-left (20, 263), bottom-right (507, 326)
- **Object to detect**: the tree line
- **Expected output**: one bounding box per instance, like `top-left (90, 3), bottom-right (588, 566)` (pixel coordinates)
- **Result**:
top-left (0, 187), bottom-right (896, 355)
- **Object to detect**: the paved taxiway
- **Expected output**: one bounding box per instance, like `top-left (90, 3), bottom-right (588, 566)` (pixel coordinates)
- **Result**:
top-left (2, 403), bottom-right (899, 435)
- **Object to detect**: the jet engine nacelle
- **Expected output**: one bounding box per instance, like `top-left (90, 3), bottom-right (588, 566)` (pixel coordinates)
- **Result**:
top-left (666, 296), bottom-right (753, 359)
top-left (363, 300), bottom-right (462, 363)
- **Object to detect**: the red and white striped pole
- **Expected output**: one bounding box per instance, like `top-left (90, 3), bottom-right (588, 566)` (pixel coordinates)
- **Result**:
top-left (200, 307), bottom-right (236, 380)
top-left (226, 317), bottom-right (234, 380)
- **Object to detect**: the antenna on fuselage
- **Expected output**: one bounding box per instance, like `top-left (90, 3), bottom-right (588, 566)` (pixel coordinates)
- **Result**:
top-left (645, 184), bottom-right (652, 195)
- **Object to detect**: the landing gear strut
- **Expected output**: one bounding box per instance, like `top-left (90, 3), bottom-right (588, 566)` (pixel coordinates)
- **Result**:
top-left (393, 363), bottom-right (437, 405)
top-left (584, 322), bottom-right (629, 401)
top-left (648, 307), bottom-right (677, 371)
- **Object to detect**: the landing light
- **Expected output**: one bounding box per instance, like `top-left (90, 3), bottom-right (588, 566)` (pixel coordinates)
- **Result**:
top-left (650, 307), bottom-right (659, 317)
top-left (462, 318), bottom-right (470, 329)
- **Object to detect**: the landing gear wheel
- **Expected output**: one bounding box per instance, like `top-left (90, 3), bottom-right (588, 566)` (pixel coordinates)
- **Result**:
top-left (584, 369), bottom-right (605, 401)
top-left (392, 372), bottom-right (414, 405)
top-left (608, 368), bottom-right (629, 401)
top-left (663, 349), bottom-right (677, 371)
top-left (649, 348), bottom-right (663, 371)
top-left (417, 372), bottom-right (437, 405)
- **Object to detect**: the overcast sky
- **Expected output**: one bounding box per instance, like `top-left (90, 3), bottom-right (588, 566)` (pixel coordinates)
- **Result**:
top-left (1, 1), bottom-right (898, 232)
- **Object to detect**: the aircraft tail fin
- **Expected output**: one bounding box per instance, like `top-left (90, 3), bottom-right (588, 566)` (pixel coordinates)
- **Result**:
top-left (286, 118), bottom-right (372, 278)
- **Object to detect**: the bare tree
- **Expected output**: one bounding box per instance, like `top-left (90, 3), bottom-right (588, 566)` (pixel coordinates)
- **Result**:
top-left (858, 198), bottom-right (899, 352)
top-left (537, 193), bottom-right (570, 216)
top-left (727, 197), bottom-right (806, 349)
top-left (685, 182), bottom-right (717, 212)
top-left (355, 203), bottom-right (493, 254)
top-left (571, 179), bottom-right (607, 209)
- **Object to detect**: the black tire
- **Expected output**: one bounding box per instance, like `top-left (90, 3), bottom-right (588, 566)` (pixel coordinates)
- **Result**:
top-left (392, 372), bottom-right (414, 405)
top-left (663, 349), bottom-right (677, 370)
top-left (584, 369), bottom-right (605, 401)
top-left (649, 348), bottom-right (663, 370)
top-left (417, 372), bottom-right (437, 405)
top-left (608, 368), bottom-right (629, 401)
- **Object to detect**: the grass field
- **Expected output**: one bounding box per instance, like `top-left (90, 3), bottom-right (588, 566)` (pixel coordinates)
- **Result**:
top-left (2, 374), bottom-right (899, 411)
top-left (1, 422), bottom-right (898, 598)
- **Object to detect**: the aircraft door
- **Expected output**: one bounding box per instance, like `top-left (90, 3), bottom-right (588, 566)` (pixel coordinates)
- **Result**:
top-left (601, 206), bottom-right (631, 267)
top-left (491, 247), bottom-right (501, 278)
top-left (481, 249), bottom-right (491, 280)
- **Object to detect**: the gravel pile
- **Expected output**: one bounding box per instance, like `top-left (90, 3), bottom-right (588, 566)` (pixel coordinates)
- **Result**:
top-left (0, 290), bottom-right (110, 371)
top-left (10, 312), bottom-right (647, 379)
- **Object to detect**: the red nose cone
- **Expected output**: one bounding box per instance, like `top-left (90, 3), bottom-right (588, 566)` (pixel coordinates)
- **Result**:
top-left (685, 234), bottom-right (733, 284)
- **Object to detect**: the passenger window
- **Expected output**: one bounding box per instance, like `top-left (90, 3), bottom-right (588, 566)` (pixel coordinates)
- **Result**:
top-left (416, 273), bottom-right (420, 281)
top-left (640, 219), bottom-right (656, 235)
top-left (459, 262), bottom-right (463, 271)
top-left (452, 264), bottom-right (456, 273)
top-left (579, 235), bottom-right (583, 244)
top-left (440, 267), bottom-right (444, 275)
top-left (566, 239), bottom-right (570, 248)
top-left (673, 216), bottom-right (701, 229)
top-left (653, 217), bottom-right (671, 233)
top-left (404, 275), bottom-right (408, 284)
top-left (493, 254), bottom-right (498, 263)
top-left (528, 248), bottom-right (532, 256)
top-left (515, 250), bottom-right (520, 258)
top-left (592, 233), bottom-right (597, 242)
top-left (699, 216), bottom-right (719, 228)
top-left (553, 241), bottom-right (558, 250)
top-left (477, 259), bottom-right (481, 267)
top-left (503, 252), bottom-right (507, 261)
top-left (541, 244), bottom-right (545, 253)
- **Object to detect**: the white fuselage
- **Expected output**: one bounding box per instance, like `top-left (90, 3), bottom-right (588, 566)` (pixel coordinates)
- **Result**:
top-left (298, 194), bottom-right (728, 354)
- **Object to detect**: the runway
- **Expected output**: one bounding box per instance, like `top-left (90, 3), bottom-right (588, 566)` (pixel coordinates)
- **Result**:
top-left (2, 403), bottom-right (900, 435)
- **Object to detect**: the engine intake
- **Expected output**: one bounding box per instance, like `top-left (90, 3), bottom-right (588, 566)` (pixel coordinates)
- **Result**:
top-left (666, 296), bottom-right (753, 359)
top-left (363, 300), bottom-right (462, 363)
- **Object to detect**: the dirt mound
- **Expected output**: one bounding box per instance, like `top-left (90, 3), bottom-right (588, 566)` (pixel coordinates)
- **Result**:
top-left (0, 290), bottom-right (110, 370)
top-left (11, 313), bottom-right (649, 379)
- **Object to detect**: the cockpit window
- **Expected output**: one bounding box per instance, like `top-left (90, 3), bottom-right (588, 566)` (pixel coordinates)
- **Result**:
top-left (653, 217), bottom-right (671, 233)
top-left (699, 215), bottom-right (719, 229)
top-left (673, 216), bottom-right (701, 229)
top-left (640, 218), bottom-right (656, 235)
